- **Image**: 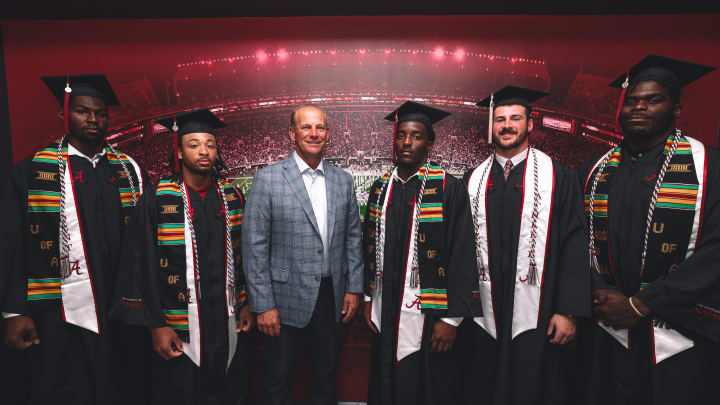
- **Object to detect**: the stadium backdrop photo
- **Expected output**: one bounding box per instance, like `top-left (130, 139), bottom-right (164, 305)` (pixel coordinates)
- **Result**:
top-left (2, 14), bottom-right (719, 402)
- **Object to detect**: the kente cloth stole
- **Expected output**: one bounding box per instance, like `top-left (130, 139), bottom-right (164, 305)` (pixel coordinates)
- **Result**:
top-left (26, 138), bottom-right (143, 333)
top-left (585, 134), bottom-right (708, 364)
top-left (155, 178), bottom-right (245, 368)
top-left (468, 148), bottom-right (555, 340)
top-left (365, 162), bottom-right (447, 361)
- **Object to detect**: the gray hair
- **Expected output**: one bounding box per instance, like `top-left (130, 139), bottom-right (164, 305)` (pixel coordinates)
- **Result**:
top-left (290, 104), bottom-right (328, 128)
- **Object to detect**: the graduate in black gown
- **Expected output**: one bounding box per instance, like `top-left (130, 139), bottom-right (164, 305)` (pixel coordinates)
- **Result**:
top-left (0, 74), bottom-right (148, 405)
top-left (111, 109), bottom-right (254, 405)
top-left (578, 55), bottom-right (720, 405)
top-left (456, 86), bottom-right (590, 405)
top-left (362, 101), bottom-right (482, 405)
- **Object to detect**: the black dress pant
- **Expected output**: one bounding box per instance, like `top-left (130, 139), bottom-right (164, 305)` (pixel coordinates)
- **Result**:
top-left (263, 277), bottom-right (341, 405)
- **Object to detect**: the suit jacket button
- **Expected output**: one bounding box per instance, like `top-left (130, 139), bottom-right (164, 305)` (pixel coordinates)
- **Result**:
top-left (314, 276), bottom-right (320, 282)
top-left (317, 249), bottom-right (322, 255)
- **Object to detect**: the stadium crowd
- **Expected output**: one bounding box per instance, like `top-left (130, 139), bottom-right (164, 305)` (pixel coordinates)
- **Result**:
top-left (118, 107), bottom-right (612, 185)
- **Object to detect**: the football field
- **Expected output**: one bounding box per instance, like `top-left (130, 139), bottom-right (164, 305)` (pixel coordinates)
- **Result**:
top-left (229, 170), bottom-right (460, 219)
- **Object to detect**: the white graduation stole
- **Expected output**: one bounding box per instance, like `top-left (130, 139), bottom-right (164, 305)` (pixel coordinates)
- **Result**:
top-left (60, 157), bottom-right (100, 333)
top-left (469, 149), bottom-right (554, 339)
top-left (182, 183), bottom-right (202, 367)
top-left (371, 168), bottom-right (427, 362)
top-left (180, 183), bottom-right (239, 368)
top-left (595, 137), bottom-right (704, 364)
top-left (58, 150), bottom-right (143, 334)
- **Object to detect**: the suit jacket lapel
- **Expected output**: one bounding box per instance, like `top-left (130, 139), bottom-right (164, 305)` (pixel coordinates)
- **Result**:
top-left (282, 158), bottom-right (321, 237)
top-left (324, 165), bottom-right (337, 247)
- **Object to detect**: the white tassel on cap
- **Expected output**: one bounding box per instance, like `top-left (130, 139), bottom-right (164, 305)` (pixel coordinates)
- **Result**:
top-left (487, 93), bottom-right (494, 144)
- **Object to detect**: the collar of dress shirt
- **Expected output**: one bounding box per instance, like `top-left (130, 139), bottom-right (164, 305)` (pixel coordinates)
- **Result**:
top-left (68, 142), bottom-right (107, 167)
top-left (392, 168), bottom-right (420, 184)
top-left (495, 148), bottom-right (528, 169)
top-left (293, 151), bottom-right (324, 175)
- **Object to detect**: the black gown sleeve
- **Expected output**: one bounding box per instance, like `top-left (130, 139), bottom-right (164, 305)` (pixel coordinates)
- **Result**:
top-left (444, 176), bottom-right (483, 317)
top-left (553, 164), bottom-right (591, 318)
top-left (110, 186), bottom-right (167, 328)
top-left (0, 159), bottom-right (33, 315)
top-left (635, 151), bottom-right (720, 317)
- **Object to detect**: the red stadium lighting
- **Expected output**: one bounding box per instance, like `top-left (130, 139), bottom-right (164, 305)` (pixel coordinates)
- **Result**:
top-left (277, 48), bottom-right (289, 61)
top-left (433, 47), bottom-right (444, 60)
top-left (330, 50), bottom-right (337, 55)
top-left (303, 51), bottom-right (309, 56)
top-left (255, 50), bottom-right (267, 63)
top-left (359, 49), bottom-right (366, 55)
top-left (454, 48), bottom-right (465, 61)
top-left (384, 49), bottom-right (391, 55)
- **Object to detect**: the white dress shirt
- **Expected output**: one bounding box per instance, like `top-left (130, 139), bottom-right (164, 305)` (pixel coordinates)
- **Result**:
top-left (495, 148), bottom-right (528, 171)
top-left (293, 152), bottom-right (330, 278)
top-left (3, 144), bottom-right (108, 319)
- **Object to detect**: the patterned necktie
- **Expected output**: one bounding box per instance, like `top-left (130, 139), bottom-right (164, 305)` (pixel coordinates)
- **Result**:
top-left (504, 159), bottom-right (514, 180)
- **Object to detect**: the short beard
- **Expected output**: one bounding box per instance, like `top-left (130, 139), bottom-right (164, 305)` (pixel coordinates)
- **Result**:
top-left (70, 129), bottom-right (106, 146)
top-left (493, 129), bottom-right (528, 151)
top-left (619, 114), bottom-right (675, 141)
top-left (619, 125), bottom-right (654, 139)
top-left (183, 162), bottom-right (214, 177)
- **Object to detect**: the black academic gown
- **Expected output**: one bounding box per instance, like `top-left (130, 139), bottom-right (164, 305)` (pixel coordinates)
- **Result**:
top-left (111, 182), bottom-right (248, 405)
top-left (456, 158), bottom-right (591, 405)
top-left (0, 153), bottom-right (149, 405)
top-left (365, 173), bottom-right (478, 405)
top-left (577, 140), bottom-right (720, 405)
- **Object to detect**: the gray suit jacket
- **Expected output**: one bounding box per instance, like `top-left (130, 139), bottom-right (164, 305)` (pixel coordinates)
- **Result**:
top-left (242, 156), bottom-right (364, 328)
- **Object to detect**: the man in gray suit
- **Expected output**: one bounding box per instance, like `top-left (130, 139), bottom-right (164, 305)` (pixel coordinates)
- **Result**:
top-left (242, 104), bottom-right (364, 405)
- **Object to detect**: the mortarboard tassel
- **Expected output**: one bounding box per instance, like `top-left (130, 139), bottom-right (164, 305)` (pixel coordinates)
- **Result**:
top-left (487, 93), bottom-right (494, 144)
top-left (173, 115), bottom-right (180, 173)
top-left (63, 75), bottom-right (71, 135)
top-left (614, 71), bottom-right (630, 134)
top-left (392, 111), bottom-right (398, 165)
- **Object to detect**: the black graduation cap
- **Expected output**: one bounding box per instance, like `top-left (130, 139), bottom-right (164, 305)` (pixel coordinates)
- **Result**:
top-left (609, 54), bottom-right (715, 90)
top-left (608, 55), bottom-right (715, 133)
top-left (41, 74), bottom-right (120, 106)
top-left (155, 108), bottom-right (225, 172)
top-left (477, 85), bottom-right (548, 143)
top-left (156, 109), bottom-right (226, 137)
top-left (383, 100), bottom-right (451, 134)
top-left (476, 85), bottom-right (548, 108)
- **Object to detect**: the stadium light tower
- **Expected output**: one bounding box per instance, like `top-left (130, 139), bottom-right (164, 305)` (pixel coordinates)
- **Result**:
top-left (454, 48), bottom-right (465, 61)
top-left (277, 48), bottom-right (289, 61)
top-left (256, 50), bottom-right (268, 63)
